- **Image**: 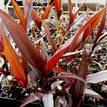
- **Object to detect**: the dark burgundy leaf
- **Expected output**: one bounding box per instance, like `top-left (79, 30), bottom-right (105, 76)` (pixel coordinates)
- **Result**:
top-left (69, 51), bottom-right (89, 107)
top-left (54, 0), bottom-right (62, 19)
top-left (0, 9), bottom-right (46, 72)
top-left (43, 23), bottom-right (57, 53)
top-left (11, 0), bottom-right (26, 31)
top-left (32, 9), bottom-right (42, 30)
top-left (45, 41), bottom-right (70, 73)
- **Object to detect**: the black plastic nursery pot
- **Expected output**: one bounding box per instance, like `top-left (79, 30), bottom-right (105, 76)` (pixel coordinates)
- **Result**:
top-left (0, 97), bottom-right (43, 107)
top-left (0, 97), bottom-right (18, 107)
top-left (83, 104), bottom-right (95, 107)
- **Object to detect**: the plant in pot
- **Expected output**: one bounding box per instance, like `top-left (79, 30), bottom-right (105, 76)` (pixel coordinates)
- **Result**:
top-left (0, 0), bottom-right (107, 107)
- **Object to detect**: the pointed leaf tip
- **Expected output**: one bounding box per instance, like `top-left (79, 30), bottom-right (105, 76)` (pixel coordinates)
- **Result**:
top-left (11, 0), bottom-right (26, 31)
top-left (3, 34), bottom-right (26, 87)
top-left (0, 9), bottom-right (46, 72)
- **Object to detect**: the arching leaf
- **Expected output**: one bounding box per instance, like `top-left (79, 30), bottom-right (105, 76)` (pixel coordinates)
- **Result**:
top-left (3, 33), bottom-right (26, 87)
top-left (91, 9), bottom-right (106, 53)
top-left (43, 23), bottom-right (57, 53)
top-left (32, 9), bottom-right (42, 30)
top-left (87, 70), bottom-right (107, 83)
top-left (0, 9), bottom-right (46, 72)
top-left (41, 3), bottom-right (52, 20)
top-left (69, 51), bottom-right (89, 107)
top-left (20, 93), bottom-right (43, 107)
top-left (84, 88), bottom-right (103, 99)
top-left (45, 41), bottom-right (70, 73)
top-left (11, 0), bottom-right (26, 31)
top-left (54, 0), bottom-right (62, 19)
top-left (58, 72), bottom-right (85, 82)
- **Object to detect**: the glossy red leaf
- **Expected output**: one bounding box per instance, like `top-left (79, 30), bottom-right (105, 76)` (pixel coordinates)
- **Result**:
top-left (94, 10), bottom-right (106, 43)
top-left (45, 41), bottom-right (70, 73)
top-left (82, 25), bottom-right (92, 41)
top-left (91, 9), bottom-right (106, 53)
top-left (83, 8), bottom-right (105, 43)
top-left (3, 33), bottom-right (26, 87)
top-left (0, 9), bottom-right (46, 72)
top-left (32, 9), bottom-right (42, 30)
top-left (41, 3), bottom-right (52, 20)
top-left (43, 23), bottom-right (57, 53)
top-left (54, 0), bottom-right (62, 19)
top-left (11, 0), bottom-right (26, 31)
top-left (21, 56), bottom-right (28, 75)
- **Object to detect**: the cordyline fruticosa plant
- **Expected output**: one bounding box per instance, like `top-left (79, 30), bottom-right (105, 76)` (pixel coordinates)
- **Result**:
top-left (0, 0), bottom-right (107, 107)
